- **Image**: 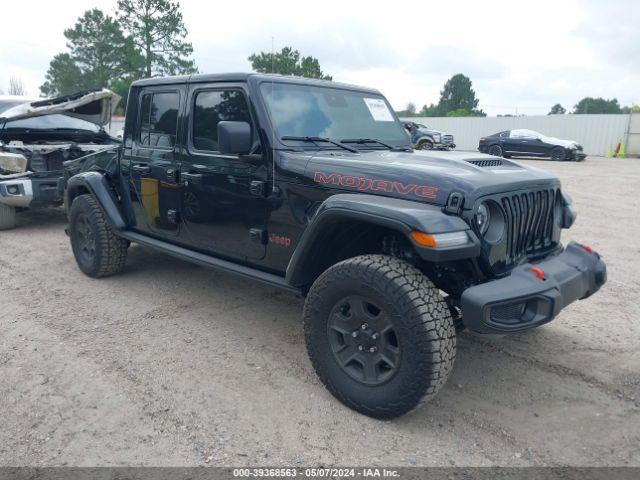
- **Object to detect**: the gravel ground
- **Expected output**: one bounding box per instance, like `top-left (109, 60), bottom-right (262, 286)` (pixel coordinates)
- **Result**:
top-left (1, 156), bottom-right (638, 467)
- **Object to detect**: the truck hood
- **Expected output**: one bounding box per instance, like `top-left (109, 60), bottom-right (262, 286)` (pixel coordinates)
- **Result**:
top-left (0, 88), bottom-right (120, 127)
top-left (289, 149), bottom-right (560, 208)
top-left (417, 127), bottom-right (446, 136)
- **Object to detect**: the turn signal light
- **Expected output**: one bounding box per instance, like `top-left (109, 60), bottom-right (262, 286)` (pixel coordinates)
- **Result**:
top-left (410, 231), bottom-right (437, 248)
top-left (410, 231), bottom-right (469, 248)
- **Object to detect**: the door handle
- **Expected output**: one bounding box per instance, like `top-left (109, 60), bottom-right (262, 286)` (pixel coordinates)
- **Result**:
top-left (181, 172), bottom-right (203, 184)
top-left (132, 164), bottom-right (151, 175)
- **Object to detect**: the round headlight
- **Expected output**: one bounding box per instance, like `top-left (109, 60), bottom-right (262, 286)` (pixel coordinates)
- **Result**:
top-left (476, 202), bottom-right (490, 235)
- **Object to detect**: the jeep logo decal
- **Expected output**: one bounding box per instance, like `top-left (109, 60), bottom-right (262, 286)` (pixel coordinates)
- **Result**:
top-left (313, 171), bottom-right (438, 199)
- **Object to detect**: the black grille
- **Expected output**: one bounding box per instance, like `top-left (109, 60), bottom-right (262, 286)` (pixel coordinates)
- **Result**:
top-left (501, 189), bottom-right (558, 265)
top-left (470, 159), bottom-right (503, 167)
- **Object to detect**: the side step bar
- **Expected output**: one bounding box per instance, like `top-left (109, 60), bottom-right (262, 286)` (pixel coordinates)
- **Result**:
top-left (118, 230), bottom-right (301, 295)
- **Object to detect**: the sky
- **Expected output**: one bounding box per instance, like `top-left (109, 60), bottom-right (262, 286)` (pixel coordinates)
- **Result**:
top-left (1, 0), bottom-right (638, 116)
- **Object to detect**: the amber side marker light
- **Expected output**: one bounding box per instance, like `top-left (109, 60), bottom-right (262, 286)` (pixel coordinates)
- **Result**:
top-left (410, 230), bottom-right (470, 248)
top-left (410, 231), bottom-right (437, 248)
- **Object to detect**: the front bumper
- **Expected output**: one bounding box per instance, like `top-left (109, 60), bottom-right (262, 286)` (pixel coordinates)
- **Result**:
top-left (0, 175), bottom-right (64, 208)
top-left (460, 242), bottom-right (606, 334)
top-left (571, 149), bottom-right (587, 161)
top-left (0, 177), bottom-right (33, 207)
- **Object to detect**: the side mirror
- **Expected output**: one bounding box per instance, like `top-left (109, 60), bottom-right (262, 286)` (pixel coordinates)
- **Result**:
top-left (218, 121), bottom-right (252, 155)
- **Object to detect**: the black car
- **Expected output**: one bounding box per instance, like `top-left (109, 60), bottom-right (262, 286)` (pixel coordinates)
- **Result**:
top-left (63, 73), bottom-right (606, 419)
top-left (479, 129), bottom-right (586, 161)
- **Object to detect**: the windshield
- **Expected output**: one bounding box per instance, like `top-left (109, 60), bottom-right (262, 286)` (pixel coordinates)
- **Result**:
top-left (3, 114), bottom-right (101, 132)
top-left (260, 82), bottom-right (410, 148)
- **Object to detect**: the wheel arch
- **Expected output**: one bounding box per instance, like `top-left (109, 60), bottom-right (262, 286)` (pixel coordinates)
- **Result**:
top-left (415, 136), bottom-right (434, 147)
top-left (285, 194), bottom-right (478, 289)
top-left (65, 172), bottom-right (127, 231)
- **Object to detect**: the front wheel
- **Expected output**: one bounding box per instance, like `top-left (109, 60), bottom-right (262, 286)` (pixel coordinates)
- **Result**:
top-left (69, 194), bottom-right (128, 278)
top-left (551, 146), bottom-right (567, 161)
top-left (417, 140), bottom-right (433, 150)
top-left (303, 255), bottom-right (456, 419)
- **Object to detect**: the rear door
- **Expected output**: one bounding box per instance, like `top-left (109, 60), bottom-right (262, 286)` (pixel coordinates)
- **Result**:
top-left (179, 83), bottom-right (269, 261)
top-left (127, 88), bottom-right (185, 238)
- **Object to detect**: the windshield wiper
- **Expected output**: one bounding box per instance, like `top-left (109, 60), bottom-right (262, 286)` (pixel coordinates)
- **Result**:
top-left (281, 136), bottom-right (358, 153)
top-left (341, 138), bottom-right (412, 152)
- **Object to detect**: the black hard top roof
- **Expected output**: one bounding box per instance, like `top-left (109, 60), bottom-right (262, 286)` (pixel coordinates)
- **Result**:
top-left (131, 72), bottom-right (380, 94)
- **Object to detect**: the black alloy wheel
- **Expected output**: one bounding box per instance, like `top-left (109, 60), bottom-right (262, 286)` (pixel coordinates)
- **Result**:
top-left (488, 144), bottom-right (503, 157)
top-left (551, 146), bottom-right (567, 161)
top-left (327, 295), bottom-right (400, 386)
top-left (75, 212), bottom-right (97, 265)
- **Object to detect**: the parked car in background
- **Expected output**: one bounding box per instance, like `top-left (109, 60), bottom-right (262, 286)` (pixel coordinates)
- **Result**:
top-left (402, 121), bottom-right (455, 150)
top-left (0, 89), bottom-right (121, 229)
top-left (479, 129), bottom-right (586, 161)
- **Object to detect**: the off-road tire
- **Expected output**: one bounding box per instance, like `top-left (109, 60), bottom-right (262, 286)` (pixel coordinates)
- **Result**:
top-left (69, 194), bottom-right (128, 278)
top-left (303, 255), bottom-right (456, 419)
top-left (0, 203), bottom-right (16, 230)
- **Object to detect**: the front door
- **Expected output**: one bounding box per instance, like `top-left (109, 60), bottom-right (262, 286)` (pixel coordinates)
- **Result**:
top-left (127, 88), bottom-right (184, 238)
top-left (179, 85), bottom-right (269, 261)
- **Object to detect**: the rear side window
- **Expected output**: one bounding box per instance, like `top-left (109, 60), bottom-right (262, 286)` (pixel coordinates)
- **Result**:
top-left (139, 92), bottom-right (179, 148)
top-left (192, 90), bottom-right (251, 152)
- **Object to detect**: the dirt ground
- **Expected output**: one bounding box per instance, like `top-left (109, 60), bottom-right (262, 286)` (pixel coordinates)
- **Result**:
top-left (1, 156), bottom-right (638, 467)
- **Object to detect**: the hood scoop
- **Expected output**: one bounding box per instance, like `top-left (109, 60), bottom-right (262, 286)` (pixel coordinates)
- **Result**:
top-left (466, 158), bottom-right (525, 169)
top-left (468, 158), bottom-right (503, 167)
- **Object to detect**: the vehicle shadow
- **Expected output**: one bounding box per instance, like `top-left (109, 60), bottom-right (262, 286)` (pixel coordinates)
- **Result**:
top-left (13, 207), bottom-right (67, 231)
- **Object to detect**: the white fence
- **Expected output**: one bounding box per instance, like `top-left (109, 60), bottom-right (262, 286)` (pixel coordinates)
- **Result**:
top-left (401, 114), bottom-right (636, 156)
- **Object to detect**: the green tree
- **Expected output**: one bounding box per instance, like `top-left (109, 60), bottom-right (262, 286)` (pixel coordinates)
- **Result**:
top-left (396, 102), bottom-right (417, 117)
top-left (248, 47), bottom-right (332, 80)
top-left (419, 103), bottom-right (440, 117)
top-left (548, 103), bottom-right (566, 115)
top-left (40, 9), bottom-right (140, 97)
top-left (436, 74), bottom-right (485, 116)
top-left (116, 0), bottom-right (197, 77)
top-left (573, 97), bottom-right (623, 114)
top-left (446, 108), bottom-right (474, 117)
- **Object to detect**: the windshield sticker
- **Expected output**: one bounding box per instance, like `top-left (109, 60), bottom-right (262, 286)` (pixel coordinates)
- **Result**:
top-left (363, 98), bottom-right (394, 122)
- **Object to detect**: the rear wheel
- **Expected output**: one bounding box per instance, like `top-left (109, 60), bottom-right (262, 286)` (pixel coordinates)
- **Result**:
top-left (0, 203), bottom-right (16, 230)
top-left (69, 194), bottom-right (128, 278)
top-left (488, 144), bottom-right (503, 157)
top-left (303, 255), bottom-right (456, 419)
top-left (551, 146), bottom-right (566, 161)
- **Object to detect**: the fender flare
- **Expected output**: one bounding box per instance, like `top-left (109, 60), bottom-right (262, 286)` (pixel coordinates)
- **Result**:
top-left (415, 135), bottom-right (435, 146)
top-left (65, 171), bottom-right (126, 231)
top-left (285, 193), bottom-right (480, 287)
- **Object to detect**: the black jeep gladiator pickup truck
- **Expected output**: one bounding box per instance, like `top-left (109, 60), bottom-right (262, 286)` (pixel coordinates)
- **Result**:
top-left (63, 73), bottom-right (607, 419)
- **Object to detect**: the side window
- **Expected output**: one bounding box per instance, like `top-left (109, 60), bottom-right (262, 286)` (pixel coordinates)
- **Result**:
top-left (192, 90), bottom-right (251, 152)
top-left (139, 92), bottom-right (179, 148)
